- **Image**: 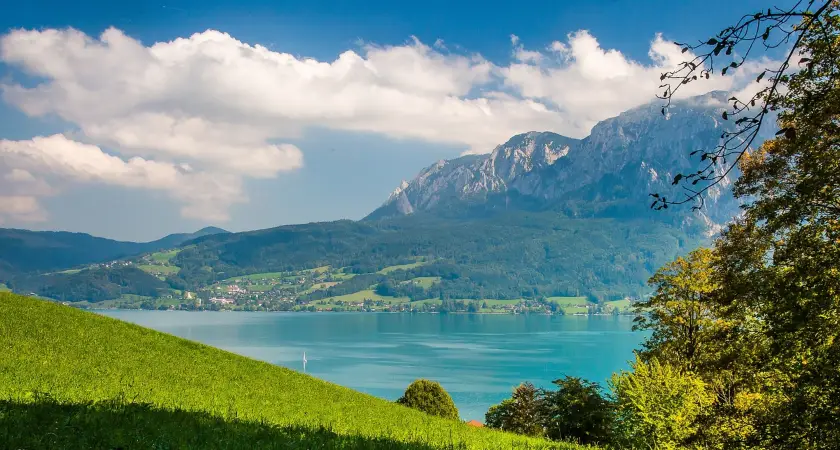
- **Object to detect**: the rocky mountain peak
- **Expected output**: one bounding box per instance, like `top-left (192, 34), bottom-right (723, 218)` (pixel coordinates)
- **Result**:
top-left (368, 92), bottom-right (753, 232)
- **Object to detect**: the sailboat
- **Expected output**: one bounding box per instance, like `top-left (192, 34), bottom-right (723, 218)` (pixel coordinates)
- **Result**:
top-left (303, 352), bottom-right (308, 373)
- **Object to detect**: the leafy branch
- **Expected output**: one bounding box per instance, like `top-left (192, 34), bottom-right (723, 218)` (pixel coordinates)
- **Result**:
top-left (651, 0), bottom-right (833, 211)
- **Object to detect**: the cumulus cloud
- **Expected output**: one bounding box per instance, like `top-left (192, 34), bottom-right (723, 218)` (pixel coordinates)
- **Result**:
top-left (0, 135), bottom-right (245, 222)
top-left (0, 26), bottom-right (771, 222)
top-left (500, 32), bottom-right (769, 137)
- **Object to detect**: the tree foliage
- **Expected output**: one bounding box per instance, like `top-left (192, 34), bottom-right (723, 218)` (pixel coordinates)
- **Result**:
top-left (642, 2), bottom-right (840, 447)
top-left (484, 383), bottom-right (544, 437)
top-left (539, 377), bottom-right (613, 445)
top-left (634, 248), bottom-right (722, 373)
top-left (396, 379), bottom-right (459, 421)
top-left (610, 357), bottom-right (714, 450)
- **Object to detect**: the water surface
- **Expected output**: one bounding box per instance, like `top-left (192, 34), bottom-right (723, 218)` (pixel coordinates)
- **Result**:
top-left (100, 311), bottom-right (644, 420)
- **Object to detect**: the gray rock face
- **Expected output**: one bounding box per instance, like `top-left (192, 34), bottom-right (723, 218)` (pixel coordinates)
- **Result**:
top-left (368, 91), bottom-right (749, 232)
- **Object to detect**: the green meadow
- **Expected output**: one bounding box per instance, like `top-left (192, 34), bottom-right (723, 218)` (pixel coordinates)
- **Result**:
top-left (0, 293), bottom-right (584, 449)
top-left (137, 264), bottom-right (181, 275)
top-left (322, 289), bottom-right (411, 304)
top-left (377, 260), bottom-right (428, 274)
top-left (222, 272), bottom-right (289, 282)
top-left (150, 249), bottom-right (180, 263)
top-left (404, 276), bottom-right (442, 288)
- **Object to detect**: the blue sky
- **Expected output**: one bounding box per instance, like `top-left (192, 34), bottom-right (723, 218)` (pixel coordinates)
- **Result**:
top-left (0, 0), bottom-right (778, 241)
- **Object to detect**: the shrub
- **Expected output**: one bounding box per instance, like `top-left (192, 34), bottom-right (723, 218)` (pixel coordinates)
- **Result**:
top-left (396, 379), bottom-right (459, 420)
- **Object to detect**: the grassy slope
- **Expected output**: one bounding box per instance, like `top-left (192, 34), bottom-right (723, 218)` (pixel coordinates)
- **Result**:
top-left (0, 294), bottom-right (582, 449)
top-left (323, 289), bottom-right (411, 304)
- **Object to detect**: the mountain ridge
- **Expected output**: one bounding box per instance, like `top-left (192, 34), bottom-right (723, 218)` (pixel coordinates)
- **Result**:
top-left (368, 91), bottom-right (743, 232)
top-left (0, 226), bottom-right (229, 279)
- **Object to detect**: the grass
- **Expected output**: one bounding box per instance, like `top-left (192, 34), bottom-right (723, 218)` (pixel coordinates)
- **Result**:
top-left (323, 290), bottom-right (410, 304)
top-left (300, 281), bottom-right (340, 295)
top-left (545, 297), bottom-right (591, 306)
top-left (247, 284), bottom-right (275, 292)
top-left (604, 299), bottom-right (632, 309)
top-left (303, 265), bottom-right (331, 274)
top-left (378, 261), bottom-right (428, 274)
top-left (137, 264), bottom-right (180, 275)
top-left (0, 283), bottom-right (9, 293)
top-left (563, 306), bottom-right (591, 315)
top-left (222, 272), bottom-right (288, 282)
top-left (0, 293), bottom-right (582, 449)
top-left (403, 277), bottom-right (441, 289)
top-left (331, 271), bottom-right (357, 281)
top-left (150, 249), bottom-right (180, 263)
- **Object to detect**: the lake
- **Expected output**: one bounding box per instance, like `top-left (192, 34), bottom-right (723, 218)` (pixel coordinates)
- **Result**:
top-left (99, 310), bottom-right (644, 421)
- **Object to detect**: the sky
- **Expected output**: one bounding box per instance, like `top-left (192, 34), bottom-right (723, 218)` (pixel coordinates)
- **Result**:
top-left (0, 0), bottom-right (783, 241)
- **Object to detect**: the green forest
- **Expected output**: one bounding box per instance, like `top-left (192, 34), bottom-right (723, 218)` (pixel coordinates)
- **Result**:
top-left (6, 213), bottom-right (704, 305)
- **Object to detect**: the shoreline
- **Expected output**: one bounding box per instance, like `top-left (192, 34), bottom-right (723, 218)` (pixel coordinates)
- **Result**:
top-left (84, 306), bottom-right (636, 317)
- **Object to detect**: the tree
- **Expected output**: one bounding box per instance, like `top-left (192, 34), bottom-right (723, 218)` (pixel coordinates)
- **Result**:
top-left (610, 357), bottom-right (714, 450)
top-left (485, 398), bottom-right (515, 431)
top-left (634, 248), bottom-right (720, 373)
top-left (396, 379), bottom-right (459, 420)
top-left (654, 2), bottom-right (840, 447)
top-left (539, 376), bottom-right (614, 445)
top-left (652, 0), bottom-right (837, 211)
top-left (484, 383), bottom-right (544, 437)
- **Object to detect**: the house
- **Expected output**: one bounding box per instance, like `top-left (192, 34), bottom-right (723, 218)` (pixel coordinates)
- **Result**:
top-left (466, 420), bottom-right (483, 428)
top-left (209, 297), bottom-right (234, 305)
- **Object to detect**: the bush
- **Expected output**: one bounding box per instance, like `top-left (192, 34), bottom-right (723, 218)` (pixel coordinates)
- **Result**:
top-left (396, 379), bottom-right (459, 420)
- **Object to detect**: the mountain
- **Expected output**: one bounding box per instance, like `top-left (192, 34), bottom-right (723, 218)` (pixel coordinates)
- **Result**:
top-left (367, 133), bottom-right (580, 219)
top-left (148, 226), bottom-right (230, 250)
top-left (0, 226), bottom-right (228, 279)
top-left (5, 92), bottom-right (754, 303)
top-left (368, 91), bottom-right (744, 232)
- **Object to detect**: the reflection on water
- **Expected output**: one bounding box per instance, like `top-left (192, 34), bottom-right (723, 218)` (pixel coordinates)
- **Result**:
top-left (99, 311), bottom-right (644, 420)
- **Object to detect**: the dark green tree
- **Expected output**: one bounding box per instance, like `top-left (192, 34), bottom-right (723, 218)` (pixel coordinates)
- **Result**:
top-left (539, 376), bottom-right (614, 445)
top-left (484, 383), bottom-right (544, 437)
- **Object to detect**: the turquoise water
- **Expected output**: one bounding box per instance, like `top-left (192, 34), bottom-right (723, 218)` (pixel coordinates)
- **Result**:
top-left (99, 311), bottom-right (644, 420)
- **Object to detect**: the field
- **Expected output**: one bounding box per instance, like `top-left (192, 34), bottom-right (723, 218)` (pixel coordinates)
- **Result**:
top-left (322, 289), bottom-right (410, 304)
top-left (150, 249), bottom-right (180, 263)
top-left (137, 264), bottom-right (181, 275)
top-left (331, 271), bottom-right (357, 281)
top-left (378, 260), bottom-right (428, 274)
top-left (247, 284), bottom-right (275, 292)
top-left (0, 294), bottom-right (582, 449)
top-left (404, 277), bottom-right (441, 288)
top-left (301, 281), bottom-right (340, 294)
top-left (222, 272), bottom-right (288, 282)
top-left (545, 296), bottom-right (590, 306)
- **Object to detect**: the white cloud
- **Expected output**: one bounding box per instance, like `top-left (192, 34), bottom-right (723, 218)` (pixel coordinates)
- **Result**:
top-left (0, 196), bottom-right (47, 223)
top-left (500, 31), bottom-right (768, 137)
top-left (0, 135), bottom-right (245, 222)
top-left (0, 27), bottom-right (771, 221)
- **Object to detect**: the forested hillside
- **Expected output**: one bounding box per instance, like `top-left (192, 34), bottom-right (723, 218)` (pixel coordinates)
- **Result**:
top-left (0, 227), bottom-right (228, 280)
top-left (166, 212), bottom-right (704, 302)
